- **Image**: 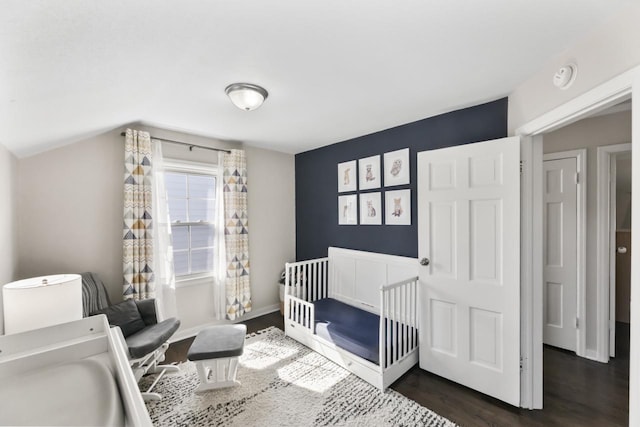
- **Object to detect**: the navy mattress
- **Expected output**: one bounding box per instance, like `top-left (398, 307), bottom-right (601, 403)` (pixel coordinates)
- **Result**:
top-left (313, 298), bottom-right (380, 365)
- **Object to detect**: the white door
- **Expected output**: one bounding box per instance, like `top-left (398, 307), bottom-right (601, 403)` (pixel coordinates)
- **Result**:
top-left (543, 157), bottom-right (578, 352)
top-left (418, 136), bottom-right (520, 406)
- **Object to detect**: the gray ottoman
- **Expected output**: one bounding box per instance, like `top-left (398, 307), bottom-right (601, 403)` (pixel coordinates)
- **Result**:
top-left (187, 324), bottom-right (247, 392)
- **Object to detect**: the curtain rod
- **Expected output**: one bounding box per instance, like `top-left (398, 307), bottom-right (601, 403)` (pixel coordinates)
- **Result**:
top-left (120, 132), bottom-right (231, 154)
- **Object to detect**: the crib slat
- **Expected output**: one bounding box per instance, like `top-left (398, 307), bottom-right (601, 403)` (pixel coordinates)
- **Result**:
top-left (409, 280), bottom-right (414, 349)
top-left (393, 289), bottom-right (397, 365)
top-left (400, 285), bottom-right (405, 358)
top-left (319, 260), bottom-right (323, 299)
top-left (308, 263), bottom-right (312, 301)
top-left (313, 262), bottom-right (318, 301)
top-left (309, 262), bottom-right (318, 301)
top-left (402, 284), bottom-right (409, 356)
top-left (414, 279), bottom-right (418, 349)
top-left (386, 291), bottom-right (391, 368)
top-left (324, 260), bottom-right (328, 298)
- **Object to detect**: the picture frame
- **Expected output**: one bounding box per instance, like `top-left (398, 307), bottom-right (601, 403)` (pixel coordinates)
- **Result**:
top-left (359, 192), bottom-right (382, 225)
top-left (359, 155), bottom-right (381, 190)
top-left (338, 160), bottom-right (357, 193)
top-left (385, 189), bottom-right (411, 225)
top-left (383, 148), bottom-right (410, 187)
top-left (338, 195), bottom-right (358, 225)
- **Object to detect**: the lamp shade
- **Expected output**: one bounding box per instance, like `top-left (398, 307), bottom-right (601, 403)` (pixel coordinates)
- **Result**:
top-left (3, 274), bottom-right (82, 334)
top-left (225, 83), bottom-right (268, 111)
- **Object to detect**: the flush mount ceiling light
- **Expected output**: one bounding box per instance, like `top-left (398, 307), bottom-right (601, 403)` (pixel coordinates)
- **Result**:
top-left (225, 83), bottom-right (269, 111)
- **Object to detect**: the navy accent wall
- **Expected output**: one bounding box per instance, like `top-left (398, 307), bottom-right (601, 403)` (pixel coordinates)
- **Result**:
top-left (295, 98), bottom-right (508, 261)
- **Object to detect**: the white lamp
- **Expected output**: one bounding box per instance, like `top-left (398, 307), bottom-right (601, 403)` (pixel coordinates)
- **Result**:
top-left (225, 83), bottom-right (269, 111)
top-left (3, 274), bottom-right (82, 334)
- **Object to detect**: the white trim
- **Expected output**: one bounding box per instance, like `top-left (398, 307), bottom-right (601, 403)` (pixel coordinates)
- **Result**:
top-left (170, 304), bottom-right (280, 343)
top-left (597, 143), bottom-right (632, 362)
top-left (609, 155), bottom-right (616, 359)
top-left (584, 349), bottom-right (600, 361)
top-left (516, 64), bottom-right (640, 417)
top-left (631, 86), bottom-right (640, 427)
top-left (542, 149), bottom-right (587, 358)
top-left (520, 136), bottom-right (542, 409)
top-left (515, 68), bottom-right (634, 136)
top-left (163, 159), bottom-right (219, 175)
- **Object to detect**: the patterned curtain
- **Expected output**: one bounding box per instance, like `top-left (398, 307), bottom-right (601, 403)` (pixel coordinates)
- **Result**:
top-left (123, 129), bottom-right (155, 300)
top-left (223, 149), bottom-right (251, 320)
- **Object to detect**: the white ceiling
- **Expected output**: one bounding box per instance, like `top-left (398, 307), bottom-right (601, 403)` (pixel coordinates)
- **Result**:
top-left (0, 0), bottom-right (632, 157)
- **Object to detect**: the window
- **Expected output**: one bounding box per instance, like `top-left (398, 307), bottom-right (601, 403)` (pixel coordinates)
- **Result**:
top-left (165, 166), bottom-right (218, 278)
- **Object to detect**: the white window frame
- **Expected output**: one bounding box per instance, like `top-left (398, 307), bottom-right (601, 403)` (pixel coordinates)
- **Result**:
top-left (164, 159), bottom-right (220, 286)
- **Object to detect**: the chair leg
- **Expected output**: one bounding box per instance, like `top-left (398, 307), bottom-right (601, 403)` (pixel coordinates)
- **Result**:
top-left (141, 392), bottom-right (162, 402)
top-left (131, 343), bottom-right (181, 401)
top-left (148, 364), bottom-right (180, 375)
top-left (140, 363), bottom-right (181, 400)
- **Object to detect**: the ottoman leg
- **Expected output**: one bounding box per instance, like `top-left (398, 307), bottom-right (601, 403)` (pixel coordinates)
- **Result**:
top-left (194, 357), bottom-right (241, 392)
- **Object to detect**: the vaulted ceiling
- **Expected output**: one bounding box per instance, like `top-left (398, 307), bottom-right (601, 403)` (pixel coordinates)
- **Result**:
top-left (0, 0), bottom-right (633, 157)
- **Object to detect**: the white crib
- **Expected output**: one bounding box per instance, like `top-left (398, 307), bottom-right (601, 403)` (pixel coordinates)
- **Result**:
top-left (284, 247), bottom-right (419, 390)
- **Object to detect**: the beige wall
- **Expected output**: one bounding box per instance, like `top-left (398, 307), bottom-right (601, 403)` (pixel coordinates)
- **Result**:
top-left (17, 124), bottom-right (295, 331)
top-left (509, 4), bottom-right (640, 133)
top-left (18, 128), bottom-right (124, 303)
top-left (0, 143), bottom-right (18, 334)
top-left (543, 110), bottom-right (631, 351)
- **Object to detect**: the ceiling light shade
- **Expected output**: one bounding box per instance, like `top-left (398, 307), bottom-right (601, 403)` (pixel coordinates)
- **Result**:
top-left (225, 83), bottom-right (268, 111)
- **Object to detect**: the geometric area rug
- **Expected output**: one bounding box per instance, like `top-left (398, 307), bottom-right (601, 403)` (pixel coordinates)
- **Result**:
top-left (140, 327), bottom-right (457, 427)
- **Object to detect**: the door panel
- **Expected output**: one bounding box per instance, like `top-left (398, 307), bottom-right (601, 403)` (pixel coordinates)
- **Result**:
top-left (470, 199), bottom-right (501, 284)
top-left (543, 157), bottom-right (577, 352)
top-left (418, 136), bottom-right (520, 406)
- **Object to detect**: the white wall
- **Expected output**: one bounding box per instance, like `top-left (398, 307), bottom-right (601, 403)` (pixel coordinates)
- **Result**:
top-left (17, 124), bottom-right (296, 331)
top-left (0, 143), bottom-right (18, 334)
top-left (509, 4), bottom-right (640, 134)
top-left (543, 110), bottom-right (631, 351)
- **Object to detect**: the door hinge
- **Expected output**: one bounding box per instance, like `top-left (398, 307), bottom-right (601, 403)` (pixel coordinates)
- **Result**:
top-left (520, 356), bottom-right (525, 371)
top-left (575, 172), bottom-right (580, 184)
top-left (520, 161), bottom-right (524, 174)
top-left (575, 317), bottom-right (579, 329)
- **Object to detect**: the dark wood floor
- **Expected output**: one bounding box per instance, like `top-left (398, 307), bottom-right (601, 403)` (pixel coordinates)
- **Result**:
top-left (166, 314), bottom-right (630, 427)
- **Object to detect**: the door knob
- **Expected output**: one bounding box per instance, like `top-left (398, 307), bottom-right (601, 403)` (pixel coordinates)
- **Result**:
top-left (617, 246), bottom-right (628, 254)
top-left (420, 258), bottom-right (430, 266)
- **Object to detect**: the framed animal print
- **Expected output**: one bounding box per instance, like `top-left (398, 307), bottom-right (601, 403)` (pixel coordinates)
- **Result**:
top-left (338, 194), bottom-right (358, 225)
top-left (359, 192), bottom-right (382, 225)
top-left (384, 148), bottom-right (410, 187)
top-left (359, 155), bottom-right (381, 190)
top-left (385, 189), bottom-right (411, 225)
top-left (338, 160), bottom-right (357, 193)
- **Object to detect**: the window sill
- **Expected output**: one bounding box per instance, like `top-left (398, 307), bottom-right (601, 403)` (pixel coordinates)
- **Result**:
top-left (175, 274), bottom-right (216, 289)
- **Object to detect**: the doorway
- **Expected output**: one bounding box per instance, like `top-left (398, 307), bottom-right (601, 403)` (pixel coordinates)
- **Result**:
top-left (519, 91), bottom-right (634, 413)
top-left (597, 144), bottom-right (633, 360)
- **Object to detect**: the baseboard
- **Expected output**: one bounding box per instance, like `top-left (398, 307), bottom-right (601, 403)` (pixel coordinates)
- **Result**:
top-left (170, 303), bottom-right (280, 343)
top-left (583, 349), bottom-right (607, 363)
top-left (240, 303), bottom-right (280, 321)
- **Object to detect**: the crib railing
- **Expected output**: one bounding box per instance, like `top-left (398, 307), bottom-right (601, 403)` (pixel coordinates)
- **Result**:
top-left (286, 296), bottom-right (315, 331)
top-left (284, 258), bottom-right (329, 302)
top-left (379, 276), bottom-right (419, 369)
